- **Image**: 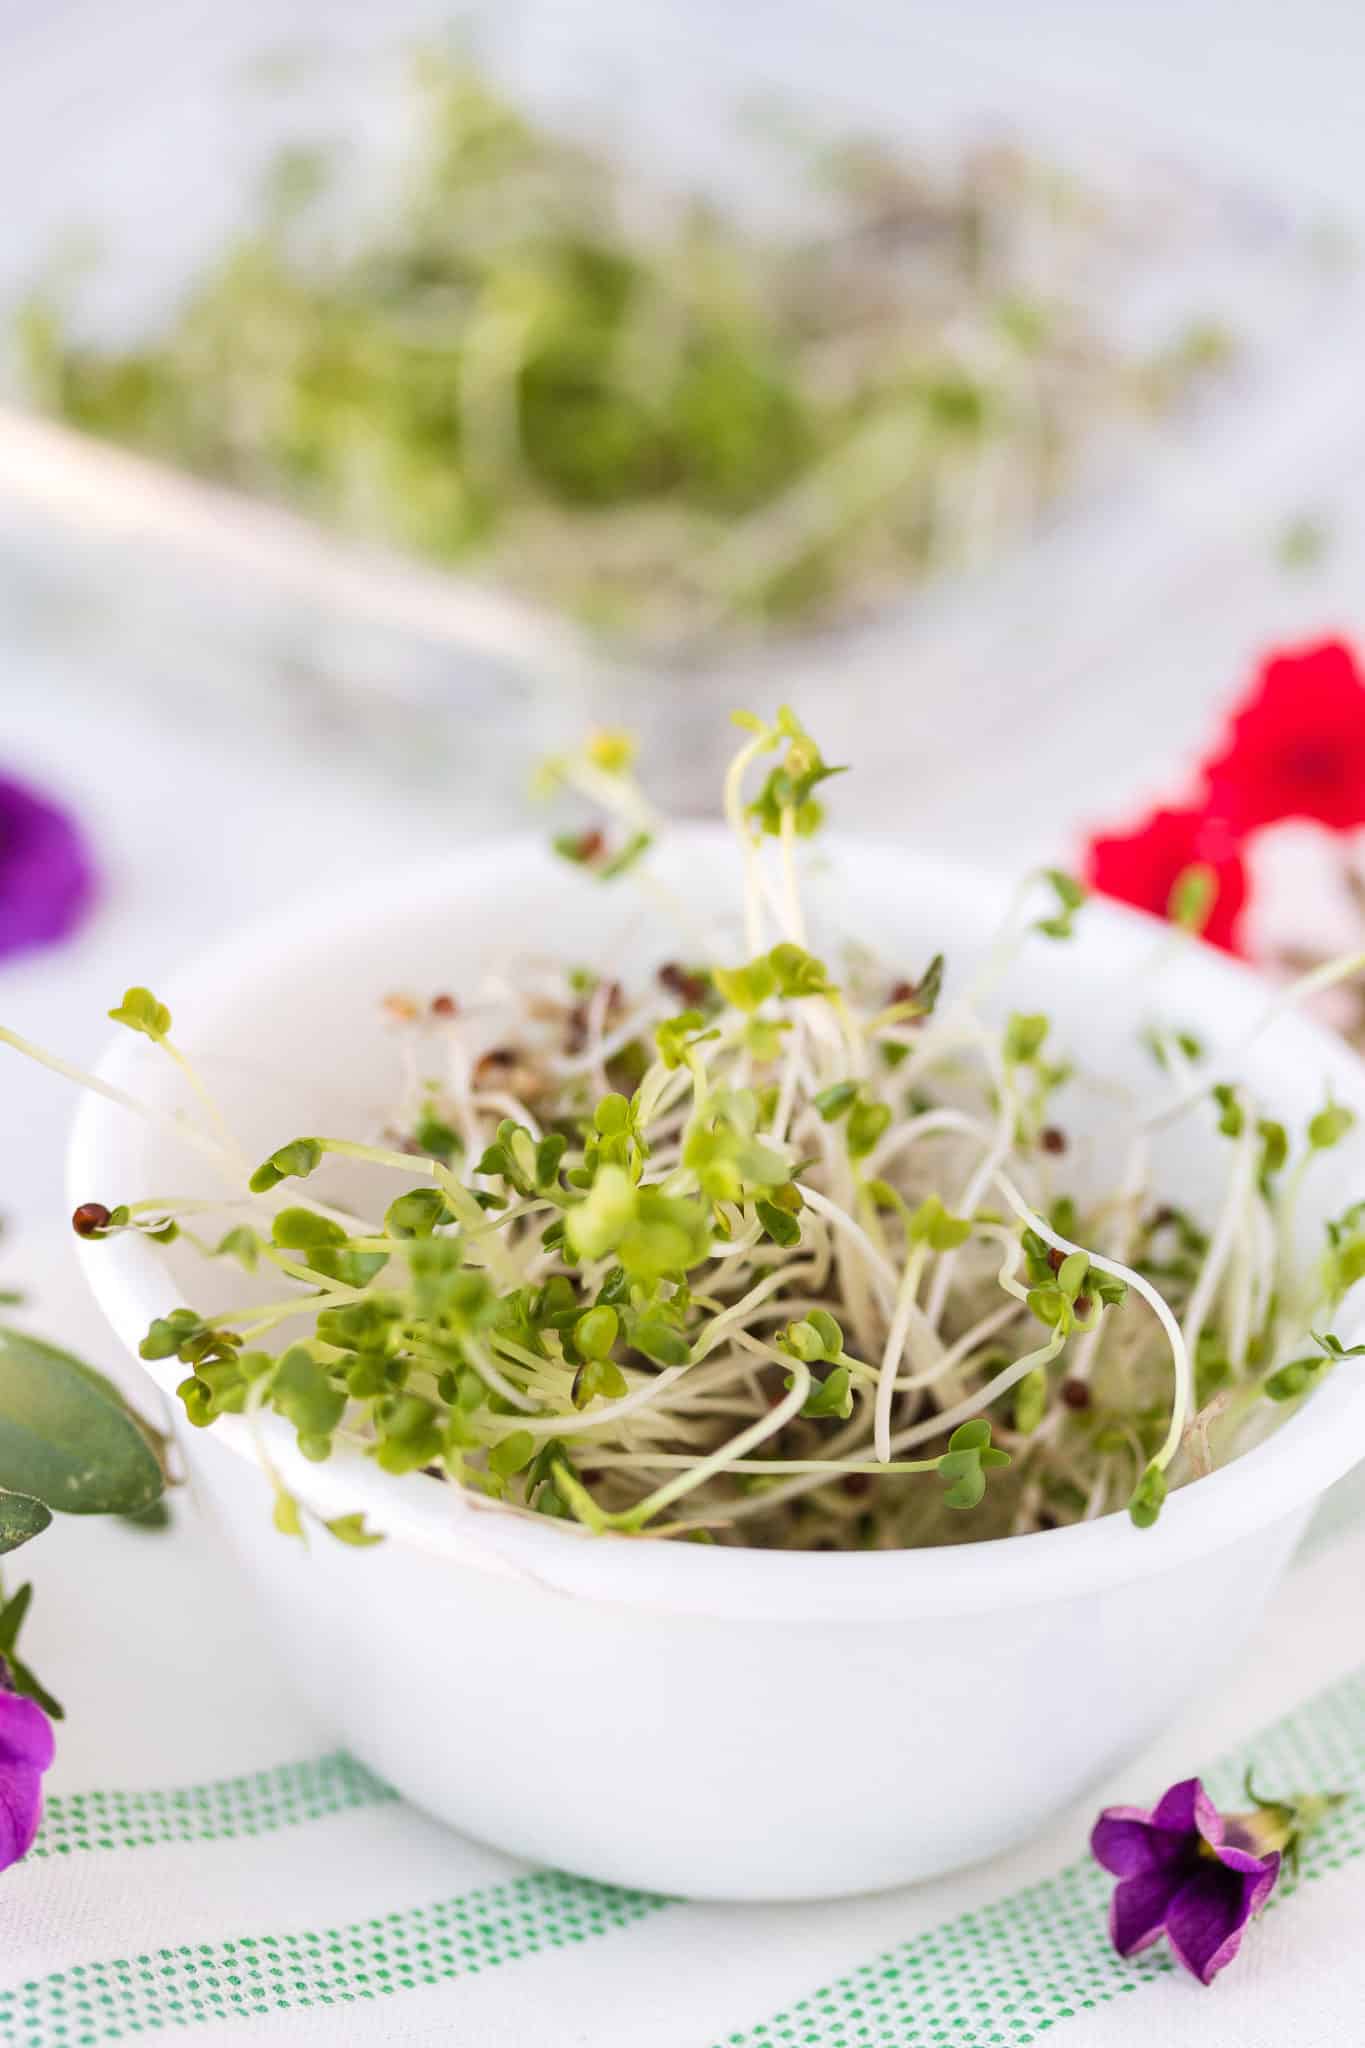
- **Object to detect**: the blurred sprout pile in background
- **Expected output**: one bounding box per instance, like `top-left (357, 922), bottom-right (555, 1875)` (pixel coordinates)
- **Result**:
top-left (14, 51), bottom-right (1231, 652)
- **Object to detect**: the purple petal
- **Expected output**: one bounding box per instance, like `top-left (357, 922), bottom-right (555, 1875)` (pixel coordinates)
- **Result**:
top-left (1091, 1809), bottom-right (1191, 1879)
top-left (1240, 1852), bottom-right (1281, 1925)
top-left (0, 773), bottom-right (97, 962)
top-left (1164, 1856), bottom-right (1278, 1985)
top-left (1110, 1868), bottom-right (1184, 1956)
top-left (1214, 1840), bottom-right (1281, 1878)
top-left (0, 1691), bottom-right (55, 1869)
top-left (1151, 1777), bottom-right (1210, 1835)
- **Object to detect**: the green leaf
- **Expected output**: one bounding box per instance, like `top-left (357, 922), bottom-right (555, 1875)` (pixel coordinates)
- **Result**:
top-left (1044, 868), bottom-right (1085, 912)
top-left (413, 1114), bottom-right (461, 1163)
top-left (846, 1099), bottom-right (891, 1160)
top-left (1313, 1330), bottom-right (1365, 1359)
top-left (655, 1009), bottom-right (719, 1070)
top-left (1264, 1356), bottom-right (1327, 1402)
top-left (1013, 1367), bottom-right (1047, 1436)
top-left (271, 1207), bottom-right (347, 1251)
top-left (0, 1327), bottom-right (164, 1515)
top-left (756, 1198), bottom-right (802, 1247)
top-left (0, 1489), bottom-right (52, 1554)
top-left (571, 1356), bottom-right (628, 1408)
top-left (270, 1346), bottom-right (347, 1441)
top-left (767, 943), bottom-right (833, 999)
top-left (813, 1080), bottom-right (859, 1122)
top-left (1004, 1012), bottom-right (1049, 1063)
top-left (107, 986), bottom-right (171, 1040)
top-left (249, 1138), bottom-right (323, 1193)
top-left (488, 1430), bottom-right (536, 1478)
top-left (1026, 1284), bottom-right (1069, 1329)
top-left (213, 1226), bottom-right (261, 1271)
top-left (593, 1094), bottom-right (632, 1137)
top-left (535, 1133), bottom-right (568, 1189)
top-left (1330, 1233), bottom-right (1365, 1298)
top-left (781, 1310), bottom-right (843, 1365)
top-left (629, 1318), bottom-right (691, 1367)
top-left (383, 1188), bottom-right (452, 1239)
top-left (1167, 863), bottom-right (1216, 934)
top-left (324, 1512), bottom-right (385, 1547)
top-left (1128, 1461), bottom-right (1167, 1529)
top-left (805, 1309), bottom-right (844, 1358)
top-left (575, 1305), bottom-right (619, 1360)
top-left (565, 1164), bottom-right (637, 1261)
top-left (0, 1586), bottom-right (63, 1718)
top-left (0, 1580), bottom-right (32, 1655)
top-left (1057, 1251), bottom-right (1089, 1299)
top-left (936, 1419), bottom-right (1009, 1511)
top-left (938, 1458), bottom-right (987, 1510)
top-left (801, 1365), bottom-right (852, 1419)
top-left (1213, 1083), bottom-right (1244, 1138)
top-left (597, 830), bottom-right (653, 881)
top-left (908, 1194), bottom-right (972, 1250)
top-left (948, 1419), bottom-right (992, 1454)
top-left (1309, 1100), bottom-right (1356, 1151)
top-left (712, 956), bottom-right (778, 1012)
top-left (122, 1497), bottom-right (172, 1532)
top-left (909, 953), bottom-right (945, 1014)
top-left (273, 1487), bottom-right (304, 1539)
top-left (1258, 1119), bottom-right (1289, 1181)
top-left (1035, 871), bottom-right (1085, 940)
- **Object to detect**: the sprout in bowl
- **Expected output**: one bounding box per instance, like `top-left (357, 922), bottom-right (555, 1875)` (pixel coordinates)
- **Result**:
top-left (15, 707), bottom-right (1365, 1898)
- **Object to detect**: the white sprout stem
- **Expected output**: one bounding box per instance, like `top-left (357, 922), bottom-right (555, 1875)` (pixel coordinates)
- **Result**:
top-left (1179, 1121), bottom-right (1256, 1376)
top-left (505, 1367), bottom-right (693, 1439)
top-left (897, 1297), bottom-right (1023, 1392)
top-left (710, 1323), bottom-right (1067, 1543)
top-left (723, 730), bottom-right (772, 957)
top-left (797, 1170), bottom-right (886, 1357)
top-left (461, 1336), bottom-right (541, 1415)
top-left (562, 757), bottom-right (661, 839)
top-left (770, 1033), bottom-right (811, 1142)
top-left (1145, 947), bottom-right (1365, 1133)
top-left (959, 868), bottom-right (1051, 1010)
top-left (778, 804), bottom-right (807, 947)
top-left (161, 1040), bottom-right (252, 1177)
top-left (992, 1169), bottom-right (1193, 1472)
top-left (1244, 1187), bottom-right (1277, 1353)
top-left (923, 1023), bottom-right (1015, 1329)
top-left (863, 1105), bottom-right (998, 1181)
top-left (874, 1242), bottom-right (928, 1461)
top-left (690, 1261), bottom-right (822, 1360)
top-left (1224, 1206), bottom-right (1256, 1376)
top-left (1272, 1154), bottom-right (1314, 1342)
top-left (1066, 1131), bottom-right (1150, 1389)
top-left (548, 998), bottom-right (660, 1084)
top-left (0, 1025), bottom-right (237, 1175)
top-left (888, 1327), bottom-right (1068, 1453)
top-left (795, 1182), bottom-right (898, 1303)
top-left (469, 1090), bottom-right (544, 1138)
top-left (585, 1450), bottom-right (941, 1475)
top-left (618, 1357), bottom-right (812, 1526)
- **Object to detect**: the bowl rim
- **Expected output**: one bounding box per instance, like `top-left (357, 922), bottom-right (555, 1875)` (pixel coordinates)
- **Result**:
top-left (67, 827), bottom-right (1365, 1622)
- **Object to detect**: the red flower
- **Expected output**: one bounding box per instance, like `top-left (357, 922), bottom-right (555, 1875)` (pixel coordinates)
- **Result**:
top-left (1084, 804), bottom-right (1247, 953)
top-left (1201, 637), bottom-right (1365, 834)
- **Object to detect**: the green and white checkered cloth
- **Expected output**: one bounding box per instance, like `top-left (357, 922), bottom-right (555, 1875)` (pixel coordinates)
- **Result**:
top-left (5, 1467), bottom-right (1365, 2048)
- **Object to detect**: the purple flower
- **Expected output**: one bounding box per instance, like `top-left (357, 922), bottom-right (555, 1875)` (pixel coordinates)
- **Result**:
top-left (0, 1673), bottom-right (54, 1870)
top-left (1091, 1777), bottom-right (1280, 1985)
top-left (0, 772), bottom-right (96, 962)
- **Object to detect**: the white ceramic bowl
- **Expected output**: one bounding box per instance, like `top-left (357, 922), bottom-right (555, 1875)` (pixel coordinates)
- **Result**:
top-left (69, 831), bottom-right (1365, 1901)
